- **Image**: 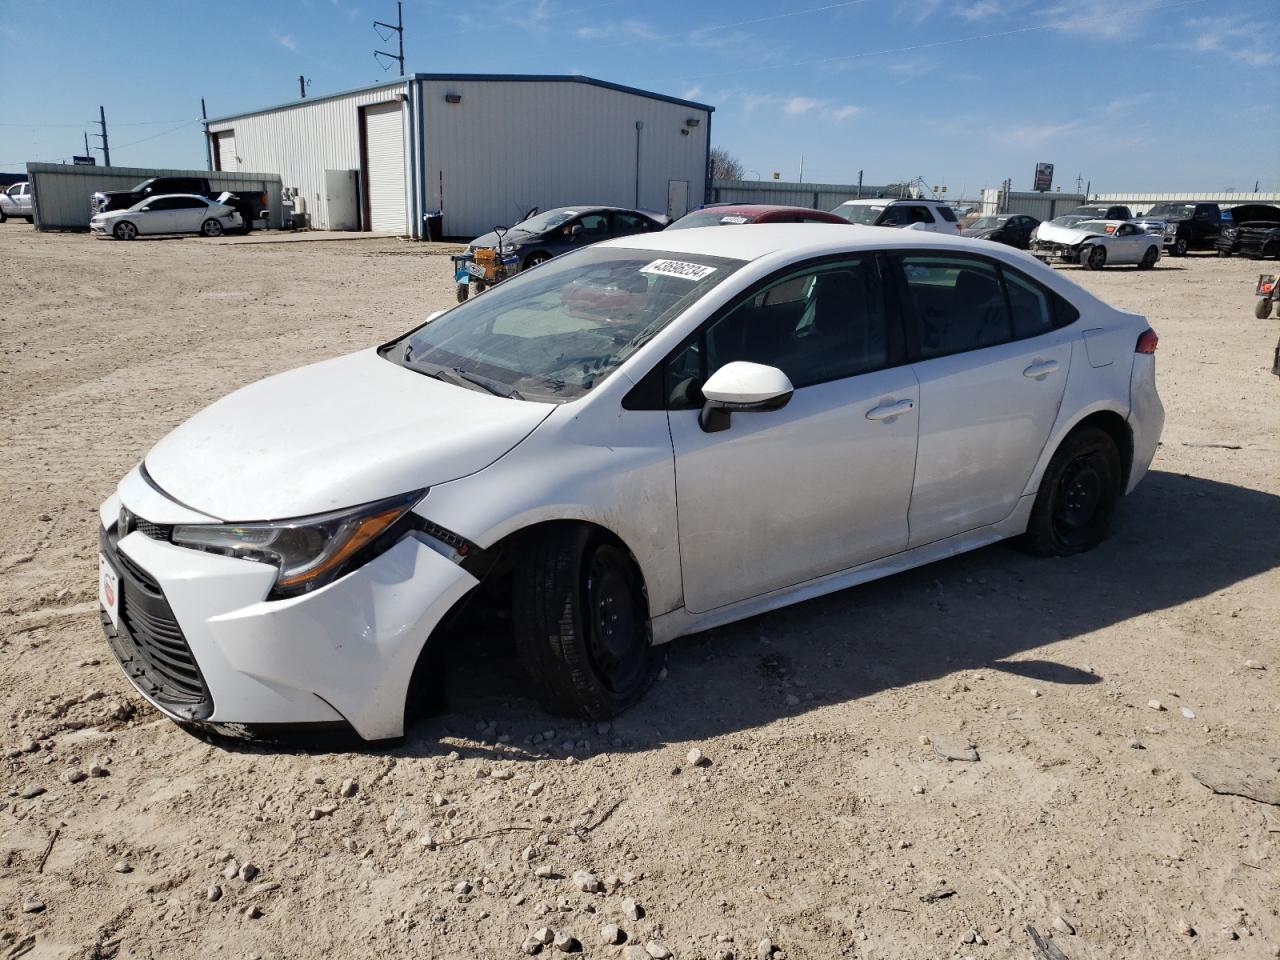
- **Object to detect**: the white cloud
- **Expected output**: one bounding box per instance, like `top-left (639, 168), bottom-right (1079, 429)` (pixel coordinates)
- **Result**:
top-left (737, 92), bottom-right (861, 123)
top-left (1103, 93), bottom-right (1154, 114)
top-left (1180, 15), bottom-right (1276, 66)
top-left (574, 19), bottom-right (659, 41)
top-left (784, 96), bottom-right (820, 115)
top-left (831, 105), bottom-right (861, 121)
top-left (1001, 119), bottom-right (1091, 147)
top-left (682, 85), bottom-right (703, 101)
top-left (1043, 0), bottom-right (1161, 39)
top-left (276, 33), bottom-right (299, 51)
top-left (958, 0), bottom-right (1007, 20)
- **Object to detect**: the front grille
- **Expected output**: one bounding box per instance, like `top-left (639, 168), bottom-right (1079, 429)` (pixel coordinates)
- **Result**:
top-left (100, 527), bottom-right (212, 720)
top-left (136, 518), bottom-right (172, 541)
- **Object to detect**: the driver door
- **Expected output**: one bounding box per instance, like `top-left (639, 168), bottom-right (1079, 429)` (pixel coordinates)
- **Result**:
top-left (666, 255), bottom-right (919, 613)
top-left (1111, 223), bottom-right (1144, 263)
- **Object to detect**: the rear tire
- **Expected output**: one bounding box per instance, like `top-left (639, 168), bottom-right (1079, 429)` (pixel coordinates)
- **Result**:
top-left (113, 221), bottom-right (137, 241)
top-left (0, 208), bottom-right (7, 223)
top-left (1024, 427), bottom-right (1122, 557)
top-left (201, 218), bottom-right (224, 237)
top-left (1138, 246), bottom-right (1158, 269)
top-left (512, 526), bottom-right (658, 719)
top-left (23, 216), bottom-right (33, 224)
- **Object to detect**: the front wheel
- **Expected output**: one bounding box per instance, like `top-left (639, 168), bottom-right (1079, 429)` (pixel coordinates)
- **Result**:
top-left (0, 208), bottom-right (7, 223)
top-left (1083, 245), bottom-right (1107, 270)
top-left (523, 251), bottom-right (551, 270)
top-left (1257, 298), bottom-right (1275, 320)
top-left (455, 282), bottom-right (469, 303)
top-left (512, 526), bottom-right (658, 719)
top-left (1023, 427), bottom-right (1122, 557)
top-left (1138, 246), bottom-right (1158, 270)
top-left (113, 221), bottom-right (138, 241)
top-left (201, 218), bottom-right (224, 237)
top-left (1171, 236), bottom-right (1188, 257)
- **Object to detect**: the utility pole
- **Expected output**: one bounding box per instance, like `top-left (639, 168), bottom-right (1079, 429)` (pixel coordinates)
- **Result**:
top-left (299, 75), bottom-right (310, 98)
top-left (856, 169), bottom-right (863, 199)
top-left (94, 105), bottom-right (111, 167)
top-left (373, 2), bottom-right (404, 75)
top-left (201, 97), bottom-right (212, 171)
top-left (83, 131), bottom-right (90, 156)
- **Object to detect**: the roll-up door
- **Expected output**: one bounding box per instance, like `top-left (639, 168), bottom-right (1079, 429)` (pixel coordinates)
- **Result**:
top-left (363, 101), bottom-right (407, 233)
top-left (213, 131), bottom-right (237, 172)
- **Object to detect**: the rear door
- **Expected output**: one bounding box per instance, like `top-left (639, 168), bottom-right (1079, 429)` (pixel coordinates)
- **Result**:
top-left (172, 197), bottom-right (211, 233)
top-left (895, 252), bottom-right (1074, 547)
top-left (666, 254), bottom-right (919, 612)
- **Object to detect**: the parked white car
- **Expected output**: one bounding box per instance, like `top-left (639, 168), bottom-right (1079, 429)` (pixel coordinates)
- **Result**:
top-left (90, 194), bottom-right (242, 240)
top-left (1030, 218), bottom-right (1162, 270)
top-left (830, 198), bottom-right (962, 234)
top-left (0, 181), bottom-right (33, 222)
top-left (98, 224), bottom-right (1163, 740)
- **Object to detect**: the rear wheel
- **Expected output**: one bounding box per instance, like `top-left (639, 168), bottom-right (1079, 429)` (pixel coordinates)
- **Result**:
top-left (1138, 246), bottom-right (1158, 269)
top-left (1083, 245), bottom-right (1107, 270)
top-left (512, 526), bottom-right (658, 719)
top-left (1217, 247), bottom-right (1232, 257)
top-left (113, 221), bottom-right (137, 241)
top-left (201, 218), bottom-right (224, 238)
top-left (523, 251), bottom-right (551, 270)
top-left (1024, 427), bottom-right (1122, 556)
top-left (0, 208), bottom-right (7, 223)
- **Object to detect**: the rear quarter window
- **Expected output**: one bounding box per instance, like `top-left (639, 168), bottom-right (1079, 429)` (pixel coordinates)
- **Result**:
top-left (937, 206), bottom-right (957, 222)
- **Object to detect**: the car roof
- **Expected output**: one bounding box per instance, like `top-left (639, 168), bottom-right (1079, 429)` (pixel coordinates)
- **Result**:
top-left (597, 222), bottom-right (1011, 262)
top-left (142, 193), bottom-right (209, 201)
top-left (689, 204), bottom-right (840, 217)
top-left (835, 197), bottom-right (947, 206)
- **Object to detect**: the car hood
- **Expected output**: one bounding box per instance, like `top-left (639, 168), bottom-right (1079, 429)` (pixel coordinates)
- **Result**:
top-left (1035, 221), bottom-right (1106, 244)
top-left (962, 228), bottom-right (997, 238)
top-left (469, 227), bottom-right (540, 250)
top-left (143, 348), bottom-right (554, 521)
top-left (1229, 204), bottom-right (1280, 225)
top-left (92, 209), bottom-right (131, 221)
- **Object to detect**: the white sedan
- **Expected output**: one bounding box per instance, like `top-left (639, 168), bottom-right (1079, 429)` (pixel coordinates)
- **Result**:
top-left (1030, 218), bottom-right (1162, 270)
top-left (90, 194), bottom-right (242, 240)
top-left (97, 225), bottom-right (1164, 740)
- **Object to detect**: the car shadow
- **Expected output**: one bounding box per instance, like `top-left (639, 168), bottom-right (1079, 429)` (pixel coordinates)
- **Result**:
top-left (204, 469), bottom-right (1280, 758)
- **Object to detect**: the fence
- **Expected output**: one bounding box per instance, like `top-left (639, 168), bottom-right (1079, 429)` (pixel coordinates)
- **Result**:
top-left (25, 162), bottom-right (283, 231)
top-left (709, 178), bottom-right (920, 210)
top-left (1090, 192), bottom-right (1280, 215)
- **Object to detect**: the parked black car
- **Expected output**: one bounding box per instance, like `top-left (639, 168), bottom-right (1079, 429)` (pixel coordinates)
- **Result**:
top-left (1131, 201), bottom-right (1226, 256)
top-left (1216, 205), bottom-right (1280, 259)
top-left (90, 176), bottom-right (268, 233)
top-left (961, 213), bottom-right (1039, 249)
top-left (455, 205), bottom-right (669, 301)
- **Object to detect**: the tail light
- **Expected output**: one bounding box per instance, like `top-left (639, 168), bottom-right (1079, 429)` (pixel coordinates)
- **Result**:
top-left (1135, 329), bottom-right (1159, 354)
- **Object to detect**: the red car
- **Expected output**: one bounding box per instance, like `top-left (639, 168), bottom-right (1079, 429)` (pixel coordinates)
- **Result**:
top-left (667, 204), bottom-right (850, 229)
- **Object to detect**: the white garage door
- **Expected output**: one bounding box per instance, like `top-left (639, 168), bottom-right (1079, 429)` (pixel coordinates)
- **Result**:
top-left (363, 101), bottom-right (407, 233)
top-left (214, 131), bottom-right (237, 172)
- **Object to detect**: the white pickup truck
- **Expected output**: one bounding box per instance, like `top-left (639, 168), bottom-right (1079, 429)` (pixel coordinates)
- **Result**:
top-left (0, 182), bottom-right (33, 223)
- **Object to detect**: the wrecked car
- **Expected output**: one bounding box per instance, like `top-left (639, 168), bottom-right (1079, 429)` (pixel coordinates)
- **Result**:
top-left (1031, 219), bottom-right (1162, 270)
top-left (1216, 204), bottom-right (1280, 259)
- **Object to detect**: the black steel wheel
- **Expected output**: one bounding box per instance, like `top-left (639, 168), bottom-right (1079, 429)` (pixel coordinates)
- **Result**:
top-left (1138, 246), bottom-right (1158, 269)
top-left (1024, 426), bottom-right (1122, 556)
top-left (513, 526), bottom-right (659, 719)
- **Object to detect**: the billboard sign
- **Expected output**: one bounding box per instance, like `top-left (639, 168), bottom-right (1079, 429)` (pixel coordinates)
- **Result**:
top-left (73, 156), bottom-right (96, 166)
top-left (1033, 162), bottom-right (1054, 192)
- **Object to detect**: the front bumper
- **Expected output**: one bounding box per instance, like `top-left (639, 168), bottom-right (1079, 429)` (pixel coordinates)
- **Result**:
top-left (1030, 242), bottom-right (1081, 263)
top-left (97, 485), bottom-right (479, 740)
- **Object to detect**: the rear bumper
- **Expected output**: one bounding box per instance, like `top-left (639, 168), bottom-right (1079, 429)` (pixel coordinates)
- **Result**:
top-left (1126, 354), bottom-right (1164, 494)
top-left (97, 488), bottom-right (479, 741)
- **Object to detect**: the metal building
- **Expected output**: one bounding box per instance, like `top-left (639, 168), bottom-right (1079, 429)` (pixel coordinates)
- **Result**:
top-left (204, 74), bottom-right (714, 239)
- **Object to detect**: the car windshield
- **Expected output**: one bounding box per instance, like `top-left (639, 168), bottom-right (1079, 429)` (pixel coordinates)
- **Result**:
top-left (129, 179), bottom-right (157, 192)
top-left (1049, 215), bottom-right (1088, 227)
top-left (1070, 207), bottom-right (1109, 217)
top-left (1073, 220), bottom-right (1117, 234)
top-left (968, 217), bottom-right (1009, 230)
top-left (668, 210), bottom-right (755, 229)
top-left (383, 247), bottom-right (745, 403)
top-left (833, 204), bottom-right (883, 225)
top-left (1143, 203), bottom-right (1196, 219)
top-left (511, 209), bottom-right (579, 233)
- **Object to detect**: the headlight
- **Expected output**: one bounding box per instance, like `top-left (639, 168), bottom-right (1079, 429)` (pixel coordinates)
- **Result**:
top-left (171, 490), bottom-right (425, 599)
top-left (1163, 223), bottom-right (1177, 237)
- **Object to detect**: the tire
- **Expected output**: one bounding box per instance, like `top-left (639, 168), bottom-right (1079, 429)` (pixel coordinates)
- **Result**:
top-left (1083, 245), bottom-right (1107, 270)
top-left (1138, 246), bottom-right (1158, 270)
top-left (113, 220), bottom-right (138, 241)
top-left (1170, 236), bottom-right (1188, 257)
top-left (512, 526), bottom-right (658, 719)
top-left (1024, 426), bottom-right (1123, 557)
top-left (523, 251), bottom-right (551, 270)
top-left (1257, 298), bottom-right (1275, 320)
top-left (23, 216), bottom-right (33, 224)
top-left (201, 218), bottom-right (224, 238)
top-left (456, 282), bottom-right (469, 303)
top-left (0, 208), bottom-right (7, 223)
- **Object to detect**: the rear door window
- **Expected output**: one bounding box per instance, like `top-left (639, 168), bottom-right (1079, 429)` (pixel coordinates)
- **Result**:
top-left (937, 206), bottom-right (957, 223)
top-left (1003, 268), bottom-right (1054, 339)
top-left (899, 255), bottom-right (1011, 358)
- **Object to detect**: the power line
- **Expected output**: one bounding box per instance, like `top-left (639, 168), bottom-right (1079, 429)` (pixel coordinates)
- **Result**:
top-left (0, 119), bottom-right (192, 128)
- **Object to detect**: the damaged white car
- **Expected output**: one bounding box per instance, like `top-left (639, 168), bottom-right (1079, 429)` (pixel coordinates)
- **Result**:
top-left (1030, 218), bottom-right (1162, 270)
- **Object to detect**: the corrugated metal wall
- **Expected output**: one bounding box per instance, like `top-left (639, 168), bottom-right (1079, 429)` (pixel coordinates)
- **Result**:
top-left (25, 163), bottom-right (282, 231)
top-left (420, 79), bottom-right (711, 238)
top-left (978, 189), bottom-right (1087, 219)
top-left (206, 81), bottom-right (408, 231)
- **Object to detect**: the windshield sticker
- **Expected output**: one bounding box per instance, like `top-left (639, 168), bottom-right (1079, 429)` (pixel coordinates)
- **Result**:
top-left (719, 215), bottom-right (750, 224)
top-left (640, 259), bottom-right (718, 281)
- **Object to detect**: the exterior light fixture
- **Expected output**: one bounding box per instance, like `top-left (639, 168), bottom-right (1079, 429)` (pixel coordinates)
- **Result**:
top-left (445, 93), bottom-right (462, 104)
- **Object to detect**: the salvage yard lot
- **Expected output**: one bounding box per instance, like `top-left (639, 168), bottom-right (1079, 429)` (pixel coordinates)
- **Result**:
top-left (1, 226), bottom-right (1277, 959)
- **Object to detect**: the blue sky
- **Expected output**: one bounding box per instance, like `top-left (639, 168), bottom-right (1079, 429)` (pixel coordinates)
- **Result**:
top-left (2, 0), bottom-right (1277, 197)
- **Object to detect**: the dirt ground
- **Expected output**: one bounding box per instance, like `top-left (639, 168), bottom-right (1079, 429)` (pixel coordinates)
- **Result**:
top-left (1, 223), bottom-right (1277, 960)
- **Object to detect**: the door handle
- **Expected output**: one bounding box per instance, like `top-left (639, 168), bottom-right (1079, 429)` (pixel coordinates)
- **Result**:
top-left (1023, 359), bottom-right (1059, 380)
top-left (865, 398), bottom-right (914, 421)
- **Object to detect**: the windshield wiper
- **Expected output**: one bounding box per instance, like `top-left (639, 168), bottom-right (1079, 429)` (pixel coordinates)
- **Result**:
top-left (452, 367), bottom-right (525, 400)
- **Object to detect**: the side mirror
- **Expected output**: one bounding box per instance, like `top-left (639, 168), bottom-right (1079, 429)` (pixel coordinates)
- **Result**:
top-left (698, 361), bottom-right (794, 433)
top-left (569, 224), bottom-right (584, 237)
